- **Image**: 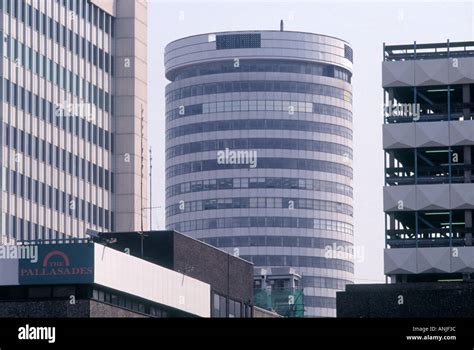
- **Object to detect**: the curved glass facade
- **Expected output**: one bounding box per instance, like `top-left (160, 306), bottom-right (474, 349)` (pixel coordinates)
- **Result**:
top-left (165, 31), bottom-right (353, 317)
top-left (170, 59), bottom-right (352, 82)
top-left (168, 216), bottom-right (353, 234)
top-left (201, 236), bottom-right (352, 249)
top-left (166, 80), bottom-right (352, 103)
top-left (166, 196), bottom-right (353, 217)
top-left (166, 158), bottom-right (353, 178)
top-left (166, 119), bottom-right (352, 140)
top-left (166, 138), bottom-right (353, 159)
top-left (166, 100), bottom-right (353, 122)
top-left (166, 177), bottom-right (353, 198)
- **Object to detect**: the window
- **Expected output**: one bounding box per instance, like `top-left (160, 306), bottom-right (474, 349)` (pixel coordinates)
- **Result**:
top-left (216, 34), bottom-right (261, 50)
top-left (25, 286), bottom-right (50, 299)
top-left (245, 305), bottom-right (252, 318)
top-left (212, 293), bottom-right (227, 317)
top-left (212, 293), bottom-right (220, 317)
top-left (229, 299), bottom-right (241, 318)
top-left (344, 45), bottom-right (353, 62)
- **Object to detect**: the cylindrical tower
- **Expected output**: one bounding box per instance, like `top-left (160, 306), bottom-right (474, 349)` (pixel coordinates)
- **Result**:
top-left (164, 30), bottom-right (354, 317)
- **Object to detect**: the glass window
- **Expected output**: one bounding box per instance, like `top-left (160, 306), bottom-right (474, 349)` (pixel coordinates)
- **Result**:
top-left (219, 295), bottom-right (227, 317)
top-left (266, 100), bottom-right (274, 111)
top-left (233, 178), bottom-right (240, 188)
top-left (209, 102), bottom-right (217, 113)
top-left (234, 302), bottom-right (241, 317)
top-left (249, 198), bottom-right (257, 208)
top-left (229, 299), bottom-right (241, 318)
top-left (248, 100), bottom-right (257, 110)
top-left (274, 100), bottom-right (282, 111)
top-left (213, 293), bottom-right (225, 317)
top-left (232, 101), bottom-right (240, 111)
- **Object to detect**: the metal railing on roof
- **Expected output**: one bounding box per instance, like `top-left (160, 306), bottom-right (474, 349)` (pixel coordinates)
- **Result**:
top-left (11, 238), bottom-right (93, 245)
top-left (384, 40), bottom-right (474, 61)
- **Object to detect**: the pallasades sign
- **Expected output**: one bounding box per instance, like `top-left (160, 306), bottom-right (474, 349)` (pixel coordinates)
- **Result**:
top-left (18, 244), bottom-right (94, 285)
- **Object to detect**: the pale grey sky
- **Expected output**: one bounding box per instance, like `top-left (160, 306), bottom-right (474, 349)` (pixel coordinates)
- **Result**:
top-left (147, 0), bottom-right (473, 284)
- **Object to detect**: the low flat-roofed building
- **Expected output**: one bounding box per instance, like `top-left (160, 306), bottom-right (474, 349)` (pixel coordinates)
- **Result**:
top-left (0, 230), bottom-right (254, 318)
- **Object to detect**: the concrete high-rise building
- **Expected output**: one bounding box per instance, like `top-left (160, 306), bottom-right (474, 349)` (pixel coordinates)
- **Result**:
top-left (382, 40), bottom-right (474, 282)
top-left (0, 0), bottom-right (148, 243)
top-left (164, 30), bottom-right (354, 317)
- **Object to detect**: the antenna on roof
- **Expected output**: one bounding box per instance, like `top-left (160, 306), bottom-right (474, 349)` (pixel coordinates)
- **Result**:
top-left (280, 20), bottom-right (284, 31)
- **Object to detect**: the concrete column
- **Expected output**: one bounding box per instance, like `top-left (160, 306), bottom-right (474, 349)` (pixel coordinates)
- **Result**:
top-left (465, 211), bottom-right (472, 246)
top-left (463, 85), bottom-right (473, 245)
top-left (463, 84), bottom-right (471, 119)
top-left (113, 0), bottom-right (148, 232)
top-left (464, 146), bottom-right (471, 183)
top-left (389, 213), bottom-right (395, 231)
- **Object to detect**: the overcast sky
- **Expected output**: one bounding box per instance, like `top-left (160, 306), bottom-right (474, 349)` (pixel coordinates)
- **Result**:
top-left (147, 0), bottom-right (473, 284)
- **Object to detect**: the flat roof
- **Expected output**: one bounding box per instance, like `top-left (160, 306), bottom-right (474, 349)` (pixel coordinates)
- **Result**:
top-left (0, 242), bottom-right (211, 317)
top-left (166, 30), bottom-right (351, 49)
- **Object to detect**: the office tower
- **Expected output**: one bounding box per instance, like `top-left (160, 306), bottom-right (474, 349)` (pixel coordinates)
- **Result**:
top-left (0, 0), bottom-right (148, 243)
top-left (383, 40), bottom-right (474, 281)
top-left (165, 30), bottom-right (354, 317)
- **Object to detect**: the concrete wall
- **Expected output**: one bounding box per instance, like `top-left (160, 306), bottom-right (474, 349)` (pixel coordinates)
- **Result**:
top-left (383, 57), bottom-right (474, 88)
top-left (113, 0), bottom-right (149, 232)
top-left (89, 0), bottom-right (116, 16)
top-left (337, 282), bottom-right (474, 317)
top-left (0, 300), bottom-right (90, 318)
top-left (0, 299), bottom-right (148, 318)
top-left (385, 246), bottom-right (474, 275)
top-left (89, 299), bottom-right (149, 317)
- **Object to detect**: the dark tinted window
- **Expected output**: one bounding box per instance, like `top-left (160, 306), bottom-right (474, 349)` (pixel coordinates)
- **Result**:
top-left (216, 34), bottom-right (261, 50)
top-left (344, 44), bottom-right (353, 62)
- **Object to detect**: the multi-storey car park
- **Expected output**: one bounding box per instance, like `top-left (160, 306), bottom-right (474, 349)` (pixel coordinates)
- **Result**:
top-left (337, 41), bottom-right (474, 318)
top-left (382, 40), bottom-right (474, 282)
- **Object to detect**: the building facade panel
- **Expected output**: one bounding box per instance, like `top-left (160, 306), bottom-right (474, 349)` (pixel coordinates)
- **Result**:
top-left (0, 0), bottom-right (148, 243)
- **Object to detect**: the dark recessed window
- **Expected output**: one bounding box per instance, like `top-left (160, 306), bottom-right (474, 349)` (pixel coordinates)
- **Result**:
top-left (216, 34), bottom-right (261, 50)
top-left (28, 286), bottom-right (52, 298)
top-left (53, 286), bottom-right (75, 298)
top-left (344, 45), bottom-right (353, 62)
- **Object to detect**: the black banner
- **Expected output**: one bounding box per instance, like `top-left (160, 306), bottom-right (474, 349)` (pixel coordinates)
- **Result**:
top-left (0, 318), bottom-right (472, 348)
